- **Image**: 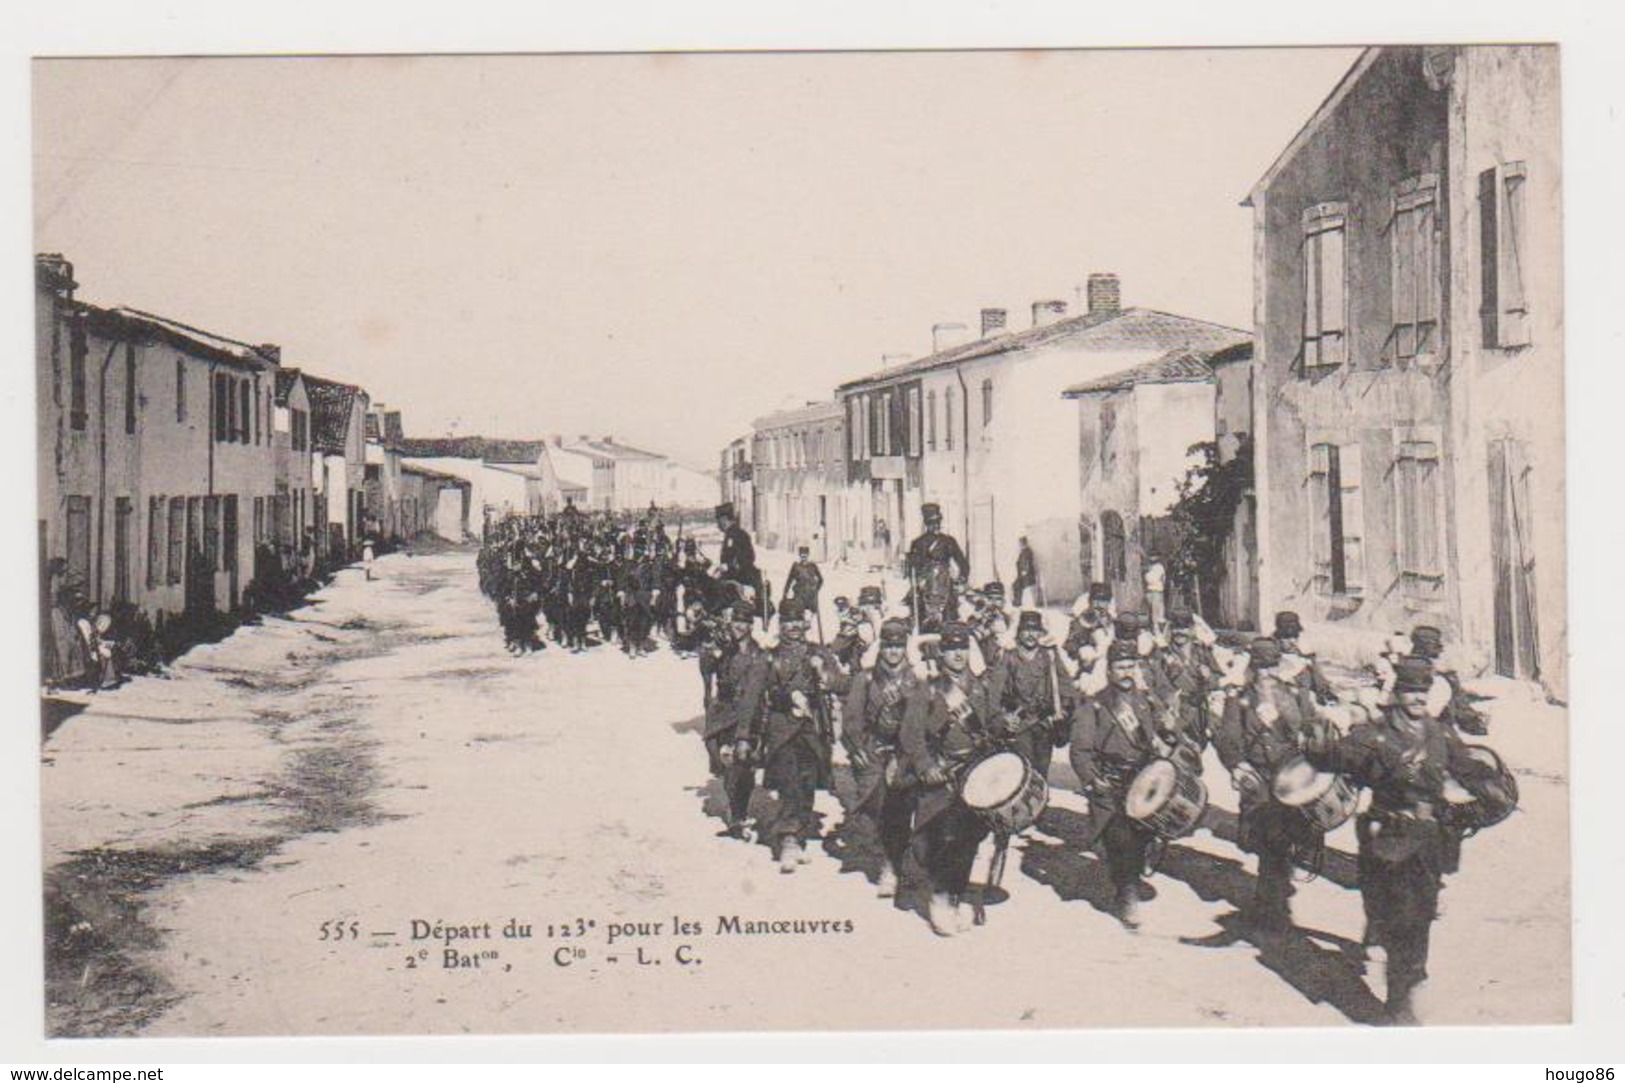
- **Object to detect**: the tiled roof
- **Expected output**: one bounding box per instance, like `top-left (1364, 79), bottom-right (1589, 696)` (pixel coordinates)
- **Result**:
top-left (836, 307), bottom-right (1250, 392)
top-left (112, 307), bottom-right (276, 366)
top-left (566, 437), bottom-right (664, 462)
top-left (751, 399), bottom-right (844, 431)
top-left (274, 367), bottom-right (304, 404)
top-left (1063, 347), bottom-right (1221, 397)
top-left (397, 436), bottom-right (548, 464)
top-left (78, 304), bottom-right (273, 370)
top-left (303, 375), bottom-right (364, 455)
top-left (401, 462), bottom-right (472, 487)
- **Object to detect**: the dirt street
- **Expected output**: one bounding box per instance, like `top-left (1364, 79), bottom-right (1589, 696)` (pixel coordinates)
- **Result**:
top-left (39, 547), bottom-right (1569, 1037)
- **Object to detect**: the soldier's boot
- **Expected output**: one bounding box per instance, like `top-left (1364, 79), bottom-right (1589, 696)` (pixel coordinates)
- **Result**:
top-left (778, 838), bottom-right (801, 875)
top-left (966, 884), bottom-right (987, 928)
top-left (927, 892), bottom-right (958, 938)
top-left (1115, 882), bottom-right (1142, 930)
top-left (875, 862), bottom-right (898, 899)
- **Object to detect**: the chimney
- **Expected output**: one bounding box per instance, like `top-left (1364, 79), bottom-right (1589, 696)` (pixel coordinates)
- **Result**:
top-left (257, 343), bottom-right (281, 364)
top-left (980, 308), bottom-right (1008, 338)
top-left (602, 435), bottom-right (614, 445)
top-left (1031, 299), bottom-right (1068, 328)
top-left (932, 322), bottom-right (971, 354)
top-left (1086, 273), bottom-right (1121, 318)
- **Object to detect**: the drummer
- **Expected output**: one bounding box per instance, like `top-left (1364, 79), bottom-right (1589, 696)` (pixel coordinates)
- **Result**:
top-left (841, 617), bottom-right (927, 899)
top-left (1145, 603), bottom-right (1220, 762)
top-left (1067, 639), bottom-right (1180, 928)
top-left (1302, 657), bottom-right (1515, 1024)
top-left (899, 622), bottom-right (996, 936)
top-left (1213, 637), bottom-right (1327, 933)
top-left (1272, 610), bottom-right (1338, 706)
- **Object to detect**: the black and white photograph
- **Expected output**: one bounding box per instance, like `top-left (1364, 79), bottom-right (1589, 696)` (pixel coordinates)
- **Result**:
top-left (23, 39), bottom-right (1577, 1046)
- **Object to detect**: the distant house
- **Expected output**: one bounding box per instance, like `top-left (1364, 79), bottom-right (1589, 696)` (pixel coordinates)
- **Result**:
top-left (35, 253), bottom-right (284, 648)
top-left (718, 434), bottom-right (754, 527)
top-left (272, 368), bottom-right (316, 557)
top-left (303, 374), bottom-right (370, 562)
top-left (400, 462), bottom-right (472, 542)
top-left (1247, 45), bottom-right (1564, 695)
top-left (397, 436), bottom-right (561, 528)
top-left (1063, 345), bottom-right (1243, 613)
top-left (749, 400), bottom-right (847, 561)
top-left (557, 436), bottom-right (667, 512)
top-left (837, 274), bottom-right (1248, 600)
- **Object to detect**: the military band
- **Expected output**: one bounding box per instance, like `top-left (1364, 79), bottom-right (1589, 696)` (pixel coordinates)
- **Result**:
top-left (478, 504), bottom-right (1517, 1025)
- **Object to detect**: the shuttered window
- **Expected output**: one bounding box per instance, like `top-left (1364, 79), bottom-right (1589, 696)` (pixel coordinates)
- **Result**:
top-left (1480, 161), bottom-right (1531, 348)
top-left (1390, 175), bottom-right (1440, 362)
top-left (1395, 437), bottom-right (1443, 582)
top-left (1302, 202), bottom-right (1347, 369)
top-left (148, 496), bottom-right (163, 589)
top-left (1308, 440), bottom-right (1364, 594)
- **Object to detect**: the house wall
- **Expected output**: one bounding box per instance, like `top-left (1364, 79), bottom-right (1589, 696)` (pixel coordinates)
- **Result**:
top-left (274, 379), bottom-right (315, 553)
top-left (1446, 46), bottom-right (1565, 696)
top-left (1255, 46), bottom-right (1454, 642)
top-left (1214, 358), bottom-right (1260, 629)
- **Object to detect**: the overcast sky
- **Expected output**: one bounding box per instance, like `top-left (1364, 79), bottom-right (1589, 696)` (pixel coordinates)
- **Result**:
top-left (33, 49), bottom-right (1358, 468)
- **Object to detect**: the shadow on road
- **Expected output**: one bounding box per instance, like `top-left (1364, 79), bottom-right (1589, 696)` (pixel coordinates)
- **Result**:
top-left (1022, 804), bottom-right (1386, 1025)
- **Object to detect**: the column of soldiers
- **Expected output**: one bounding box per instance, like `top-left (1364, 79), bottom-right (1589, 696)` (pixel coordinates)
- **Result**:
top-left (694, 501), bottom-right (1517, 1027)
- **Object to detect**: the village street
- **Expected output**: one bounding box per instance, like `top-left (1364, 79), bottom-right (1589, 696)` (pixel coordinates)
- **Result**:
top-left (40, 546), bottom-right (1570, 1038)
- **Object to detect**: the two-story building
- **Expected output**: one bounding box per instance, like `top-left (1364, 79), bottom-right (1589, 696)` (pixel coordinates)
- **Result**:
top-left (1247, 45), bottom-right (1564, 696)
top-left (303, 374), bottom-right (370, 562)
top-left (272, 367), bottom-right (315, 558)
top-left (750, 400), bottom-right (847, 561)
top-left (838, 275), bottom-right (1247, 600)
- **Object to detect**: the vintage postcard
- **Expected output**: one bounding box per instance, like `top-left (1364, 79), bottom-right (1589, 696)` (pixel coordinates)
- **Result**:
top-left (30, 45), bottom-right (1567, 1039)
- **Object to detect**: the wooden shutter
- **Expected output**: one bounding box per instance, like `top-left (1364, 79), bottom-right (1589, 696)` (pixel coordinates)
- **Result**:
top-left (1338, 441), bottom-right (1364, 592)
top-left (1499, 162), bottom-right (1530, 346)
top-left (1308, 443), bottom-right (1333, 592)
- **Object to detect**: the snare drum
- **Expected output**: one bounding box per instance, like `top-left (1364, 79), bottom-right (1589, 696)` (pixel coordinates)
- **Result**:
top-left (1125, 758), bottom-right (1208, 839)
top-left (1443, 743), bottom-right (1519, 829)
top-left (1272, 755), bottom-right (1359, 832)
top-left (960, 751), bottom-right (1048, 833)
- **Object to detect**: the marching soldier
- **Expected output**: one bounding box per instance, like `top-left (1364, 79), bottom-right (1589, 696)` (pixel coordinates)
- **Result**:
top-left (780, 545), bottom-right (825, 627)
top-left (708, 608), bottom-right (767, 840)
top-left (1407, 625), bottom-right (1489, 736)
top-left (1064, 582), bottom-right (1116, 663)
top-left (1302, 656), bottom-right (1516, 1024)
top-left (899, 622), bottom-right (995, 936)
top-left (904, 503), bottom-right (969, 633)
top-left (736, 613), bottom-right (835, 873)
top-left (1213, 637), bottom-right (1326, 932)
top-left (840, 617), bottom-right (925, 898)
top-left (1272, 610), bottom-right (1338, 706)
top-left (987, 610), bottom-right (1072, 781)
top-left (1145, 603), bottom-right (1221, 762)
top-left (1068, 639), bottom-right (1179, 928)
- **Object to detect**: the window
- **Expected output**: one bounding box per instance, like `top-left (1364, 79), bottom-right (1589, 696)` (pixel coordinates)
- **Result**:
top-left (66, 495), bottom-right (92, 594)
top-left (907, 386), bottom-right (922, 456)
top-left (1101, 511), bottom-right (1127, 584)
top-left (214, 373), bottom-right (231, 441)
top-left (1100, 401), bottom-right (1118, 478)
top-left (124, 345), bottom-right (138, 434)
top-left (1302, 202), bottom-right (1348, 369)
top-left (848, 398), bottom-right (863, 461)
top-left (167, 497), bottom-right (185, 584)
top-left (1395, 437), bottom-right (1443, 583)
top-left (1308, 441), bottom-right (1364, 595)
top-left (981, 378), bottom-right (994, 427)
top-left (926, 390), bottom-right (938, 450)
top-left (69, 320), bottom-right (88, 431)
top-left (148, 495), bottom-right (163, 589)
top-left (239, 380), bottom-right (251, 443)
top-left (1480, 161), bottom-right (1530, 348)
top-left (292, 409), bottom-right (308, 452)
top-left (944, 387), bottom-right (956, 451)
top-left (204, 496), bottom-right (221, 572)
top-left (253, 496), bottom-right (266, 544)
top-left (113, 497), bottom-right (132, 604)
top-left (1390, 175), bottom-right (1440, 362)
top-left (176, 361), bottom-right (186, 422)
top-left (252, 376), bottom-right (262, 444)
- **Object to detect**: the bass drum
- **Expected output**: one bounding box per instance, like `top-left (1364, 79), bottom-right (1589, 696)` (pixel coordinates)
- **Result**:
top-left (960, 751), bottom-right (1048, 833)
top-left (1443, 742), bottom-right (1519, 830)
top-left (1125, 758), bottom-right (1208, 840)
top-left (1272, 755), bottom-right (1359, 832)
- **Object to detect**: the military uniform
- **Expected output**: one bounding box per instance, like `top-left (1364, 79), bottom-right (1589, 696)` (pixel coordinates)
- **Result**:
top-left (899, 625), bottom-right (995, 933)
top-left (705, 624), bottom-right (766, 835)
top-left (737, 622), bottom-right (835, 868)
top-left (986, 616), bottom-right (1073, 779)
top-left (1304, 657), bottom-right (1514, 1022)
top-left (781, 552), bottom-right (824, 626)
top-left (1213, 639), bottom-right (1327, 929)
top-left (840, 619), bottom-right (924, 895)
top-left (1068, 642), bottom-right (1177, 923)
top-left (904, 505), bottom-right (969, 633)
